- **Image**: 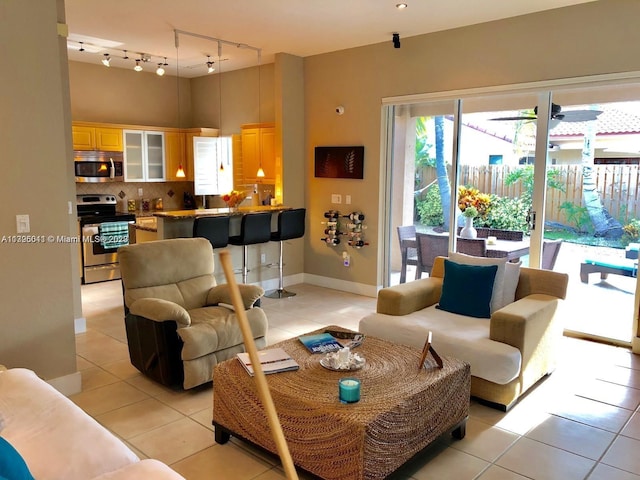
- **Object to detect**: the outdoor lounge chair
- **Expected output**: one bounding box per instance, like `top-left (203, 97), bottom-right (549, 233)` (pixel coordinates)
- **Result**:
top-left (580, 258), bottom-right (638, 283)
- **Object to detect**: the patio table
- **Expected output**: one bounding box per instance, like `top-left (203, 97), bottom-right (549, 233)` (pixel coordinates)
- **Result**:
top-left (486, 238), bottom-right (530, 261)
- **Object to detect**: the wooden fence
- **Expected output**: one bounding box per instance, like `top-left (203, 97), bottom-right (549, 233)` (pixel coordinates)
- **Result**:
top-left (420, 165), bottom-right (640, 225)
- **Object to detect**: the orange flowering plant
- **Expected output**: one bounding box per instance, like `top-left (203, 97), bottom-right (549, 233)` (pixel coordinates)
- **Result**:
top-left (222, 190), bottom-right (247, 208)
top-left (457, 186), bottom-right (491, 217)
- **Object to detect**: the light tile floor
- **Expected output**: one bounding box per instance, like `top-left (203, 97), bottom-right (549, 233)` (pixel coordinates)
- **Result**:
top-left (73, 280), bottom-right (640, 480)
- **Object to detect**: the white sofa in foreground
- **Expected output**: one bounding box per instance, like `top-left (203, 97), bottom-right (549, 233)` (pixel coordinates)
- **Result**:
top-left (359, 255), bottom-right (569, 410)
top-left (0, 367), bottom-right (185, 480)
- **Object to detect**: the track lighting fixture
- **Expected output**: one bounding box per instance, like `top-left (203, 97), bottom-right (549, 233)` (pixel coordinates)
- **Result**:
top-left (78, 42), bottom-right (85, 52)
top-left (101, 54), bottom-right (111, 67)
top-left (206, 55), bottom-right (215, 73)
top-left (123, 50), bottom-right (129, 60)
top-left (134, 59), bottom-right (143, 72)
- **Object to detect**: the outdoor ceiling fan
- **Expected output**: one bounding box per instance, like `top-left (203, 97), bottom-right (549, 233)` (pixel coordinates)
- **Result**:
top-left (491, 103), bottom-right (602, 123)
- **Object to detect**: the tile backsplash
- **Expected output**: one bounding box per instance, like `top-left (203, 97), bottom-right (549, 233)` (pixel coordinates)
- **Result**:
top-left (75, 181), bottom-right (195, 213)
top-left (75, 181), bottom-right (277, 213)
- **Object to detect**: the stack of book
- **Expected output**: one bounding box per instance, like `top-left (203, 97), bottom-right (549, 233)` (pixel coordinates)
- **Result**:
top-left (236, 348), bottom-right (299, 376)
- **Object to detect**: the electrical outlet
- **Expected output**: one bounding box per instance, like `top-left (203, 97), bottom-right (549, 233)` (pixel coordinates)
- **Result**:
top-left (345, 195), bottom-right (351, 205)
top-left (138, 188), bottom-right (143, 197)
top-left (261, 253), bottom-right (266, 264)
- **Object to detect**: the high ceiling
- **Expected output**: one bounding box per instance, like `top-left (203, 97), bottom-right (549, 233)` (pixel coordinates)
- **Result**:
top-left (64, 0), bottom-right (595, 78)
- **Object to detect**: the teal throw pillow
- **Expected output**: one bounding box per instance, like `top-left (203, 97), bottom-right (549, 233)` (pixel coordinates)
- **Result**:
top-left (0, 437), bottom-right (34, 480)
top-left (437, 259), bottom-right (498, 318)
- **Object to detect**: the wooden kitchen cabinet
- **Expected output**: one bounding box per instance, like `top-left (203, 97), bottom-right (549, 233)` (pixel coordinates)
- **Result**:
top-left (164, 131), bottom-right (186, 181)
top-left (72, 124), bottom-right (123, 151)
top-left (241, 123), bottom-right (276, 183)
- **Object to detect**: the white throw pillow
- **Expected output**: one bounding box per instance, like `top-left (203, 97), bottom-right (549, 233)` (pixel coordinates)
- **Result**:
top-left (502, 261), bottom-right (522, 308)
top-left (448, 252), bottom-right (508, 313)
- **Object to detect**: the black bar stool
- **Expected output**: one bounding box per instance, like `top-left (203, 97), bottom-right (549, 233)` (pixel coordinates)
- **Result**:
top-left (229, 212), bottom-right (272, 284)
top-left (265, 208), bottom-right (306, 299)
top-left (193, 216), bottom-right (230, 249)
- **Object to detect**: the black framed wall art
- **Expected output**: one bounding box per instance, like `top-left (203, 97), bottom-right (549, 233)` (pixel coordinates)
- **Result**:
top-left (314, 146), bottom-right (364, 179)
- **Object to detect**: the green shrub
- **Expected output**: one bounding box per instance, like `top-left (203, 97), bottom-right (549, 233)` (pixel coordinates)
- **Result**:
top-left (416, 184), bottom-right (444, 226)
top-left (481, 195), bottom-right (529, 231)
top-left (622, 218), bottom-right (640, 245)
top-left (559, 201), bottom-right (592, 234)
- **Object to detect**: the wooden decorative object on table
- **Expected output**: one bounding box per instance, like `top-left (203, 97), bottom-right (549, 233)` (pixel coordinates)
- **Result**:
top-left (419, 331), bottom-right (444, 369)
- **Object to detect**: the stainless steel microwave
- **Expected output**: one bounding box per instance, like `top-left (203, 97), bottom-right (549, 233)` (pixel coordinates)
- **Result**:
top-left (74, 151), bottom-right (124, 183)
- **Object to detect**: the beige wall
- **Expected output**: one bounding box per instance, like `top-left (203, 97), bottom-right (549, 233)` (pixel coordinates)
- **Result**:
top-left (303, 0), bottom-right (640, 287)
top-left (1, 0), bottom-right (78, 379)
top-left (191, 64), bottom-right (275, 134)
top-left (69, 61), bottom-right (192, 128)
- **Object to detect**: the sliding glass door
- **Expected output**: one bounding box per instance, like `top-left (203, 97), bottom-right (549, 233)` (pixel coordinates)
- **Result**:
top-left (383, 83), bottom-right (640, 346)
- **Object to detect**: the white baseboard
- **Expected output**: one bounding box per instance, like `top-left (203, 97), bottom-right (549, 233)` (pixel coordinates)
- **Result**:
top-left (47, 371), bottom-right (82, 396)
top-left (74, 316), bottom-right (86, 334)
top-left (256, 273), bottom-right (305, 293)
top-left (302, 274), bottom-right (378, 298)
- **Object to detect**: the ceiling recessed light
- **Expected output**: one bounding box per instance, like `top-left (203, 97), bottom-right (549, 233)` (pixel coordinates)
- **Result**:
top-left (396, 3), bottom-right (408, 9)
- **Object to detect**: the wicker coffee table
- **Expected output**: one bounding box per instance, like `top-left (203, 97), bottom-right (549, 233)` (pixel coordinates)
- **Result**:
top-left (212, 327), bottom-right (470, 480)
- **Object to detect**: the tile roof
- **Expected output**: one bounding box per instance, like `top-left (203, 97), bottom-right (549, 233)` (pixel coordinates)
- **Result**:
top-left (550, 103), bottom-right (640, 136)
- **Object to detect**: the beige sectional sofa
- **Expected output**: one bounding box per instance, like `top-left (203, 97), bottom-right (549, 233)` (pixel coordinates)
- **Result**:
top-left (0, 367), bottom-right (184, 479)
top-left (359, 256), bottom-right (569, 410)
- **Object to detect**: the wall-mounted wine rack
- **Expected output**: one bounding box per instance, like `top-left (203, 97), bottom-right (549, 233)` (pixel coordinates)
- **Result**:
top-left (320, 210), bottom-right (369, 248)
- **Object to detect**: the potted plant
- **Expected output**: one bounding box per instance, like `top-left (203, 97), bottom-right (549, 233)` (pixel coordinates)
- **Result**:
top-left (460, 206), bottom-right (478, 239)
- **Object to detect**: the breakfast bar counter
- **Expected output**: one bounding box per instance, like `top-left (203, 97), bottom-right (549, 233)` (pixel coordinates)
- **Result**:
top-left (153, 205), bottom-right (289, 239)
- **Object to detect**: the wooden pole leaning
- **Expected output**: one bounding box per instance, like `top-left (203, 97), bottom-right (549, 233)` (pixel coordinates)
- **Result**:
top-left (218, 250), bottom-right (299, 480)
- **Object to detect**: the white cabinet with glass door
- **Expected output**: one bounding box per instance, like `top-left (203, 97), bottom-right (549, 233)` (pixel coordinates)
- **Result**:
top-left (123, 130), bottom-right (165, 181)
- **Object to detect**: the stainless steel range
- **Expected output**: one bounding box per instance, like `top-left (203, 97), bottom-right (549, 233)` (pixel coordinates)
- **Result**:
top-left (76, 194), bottom-right (136, 284)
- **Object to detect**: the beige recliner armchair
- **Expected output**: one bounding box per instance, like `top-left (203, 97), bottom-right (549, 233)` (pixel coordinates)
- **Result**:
top-left (118, 237), bottom-right (268, 389)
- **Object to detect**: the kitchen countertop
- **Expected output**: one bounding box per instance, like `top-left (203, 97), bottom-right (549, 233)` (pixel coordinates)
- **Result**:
top-left (153, 205), bottom-right (289, 220)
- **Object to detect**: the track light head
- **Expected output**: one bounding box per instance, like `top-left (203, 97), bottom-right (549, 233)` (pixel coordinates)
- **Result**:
top-left (392, 33), bottom-right (401, 49)
top-left (134, 59), bottom-right (143, 72)
top-left (206, 55), bottom-right (215, 73)
top-left (101, 54), bottom-right (111, 67)
top-left (156, 57), bottom-right (168, 76)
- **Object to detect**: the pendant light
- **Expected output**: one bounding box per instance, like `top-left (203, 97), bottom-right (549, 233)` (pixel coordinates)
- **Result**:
top-left (256, 49), bottom-right (265, 179)
top-left (174, 32), bottom-right (186, 178)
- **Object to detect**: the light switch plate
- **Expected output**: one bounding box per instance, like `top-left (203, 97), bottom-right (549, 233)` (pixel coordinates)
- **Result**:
top-left (16, 214), bottom-right (30, 233)
top-left (331, 194), bottom-right (342, 204)
top-left (345, 195), bottom-right (351, 205)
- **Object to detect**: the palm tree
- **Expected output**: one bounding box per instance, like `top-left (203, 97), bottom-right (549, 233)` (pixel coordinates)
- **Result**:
top-left (434, 116), bottom-right (452, 229)
top-left (581, 114), bottom-right (623, 238)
